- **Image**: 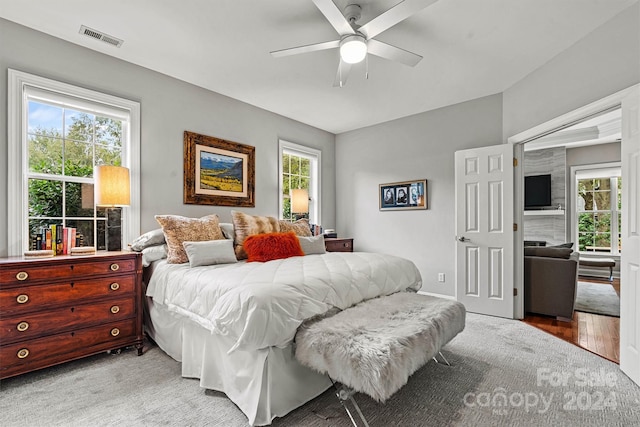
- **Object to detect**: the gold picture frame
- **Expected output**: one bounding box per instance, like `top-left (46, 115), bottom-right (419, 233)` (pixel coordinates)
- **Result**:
top-left (183, 131), bottom-right (255, 207)
top-left (379, 179), bottom-right (427, 211)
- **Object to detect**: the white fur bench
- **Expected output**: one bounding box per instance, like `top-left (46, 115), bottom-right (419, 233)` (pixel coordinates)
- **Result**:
top-left (294, 292), bottom-right (466, 425)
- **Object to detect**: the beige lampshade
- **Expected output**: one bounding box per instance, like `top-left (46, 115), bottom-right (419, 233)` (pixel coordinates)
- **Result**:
top-left (291, 188), bottom-right (309, 214)
top-left (95, 165), bottom-right (130, 207)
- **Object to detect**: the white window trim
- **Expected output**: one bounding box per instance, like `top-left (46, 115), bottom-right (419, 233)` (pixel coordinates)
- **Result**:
top-left (570, 161), bottom-right (622, 257)
top-left (8, 69), bottom-right (140, 256)
top-left (278, 140), bottom-right (321, 225)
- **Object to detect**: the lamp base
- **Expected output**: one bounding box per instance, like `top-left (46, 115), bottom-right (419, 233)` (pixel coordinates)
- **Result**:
top-left (106, 207), bottom-right (122, 251)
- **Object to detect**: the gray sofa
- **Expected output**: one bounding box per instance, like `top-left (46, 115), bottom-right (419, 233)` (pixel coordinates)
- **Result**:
top-left (524, 247), bottom-right (579, 321)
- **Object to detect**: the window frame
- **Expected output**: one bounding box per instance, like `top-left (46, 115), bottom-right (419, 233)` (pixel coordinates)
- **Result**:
top-left (278, 140), bottom-right (321, 225)
top-left (8, 69), bottom-right (140, 256)
top-left (571, 162), bottom-right (621, 256)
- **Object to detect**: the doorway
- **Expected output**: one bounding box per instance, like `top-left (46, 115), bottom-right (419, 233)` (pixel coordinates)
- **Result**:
top-left (508, 85), bottom-right (640, 386)
top-left (519, 108), bottom-right (622, 362)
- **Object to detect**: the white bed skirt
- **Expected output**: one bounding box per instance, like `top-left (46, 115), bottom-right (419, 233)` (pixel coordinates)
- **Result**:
top-left (146, 299), bottom-right (331, 426)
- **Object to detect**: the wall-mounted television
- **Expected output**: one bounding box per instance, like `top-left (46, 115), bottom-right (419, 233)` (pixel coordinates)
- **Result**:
top-left (524, 174), bottom-right (552, 208)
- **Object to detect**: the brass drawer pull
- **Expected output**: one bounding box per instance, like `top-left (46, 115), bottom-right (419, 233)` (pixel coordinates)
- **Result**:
top-left (110, 328), bottom-right (120, 337)
top-left (110, 282), bottom-right (120, 291)
top-left (16, 294), bottom-right (29, 304)
top-left (16, 271), bottom-right (29, 281)
top-left (17, 348), bottom-right (29, 359)
top-left (110, 305), bottom-right (120, 314)
top-left (17, 321), bottom-right (29, 332)
top-left (110, 263), bottom-right (120, 272)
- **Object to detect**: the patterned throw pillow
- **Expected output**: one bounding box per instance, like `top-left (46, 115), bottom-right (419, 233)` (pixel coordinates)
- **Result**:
top-left (231, 211), bottom-right (280, 259)
top-left (279, 218), bottom-right (312, 237)
top-left (244, 232), bottom-right (305, 262)
top-left (155, 214), bottom-right (225, 264)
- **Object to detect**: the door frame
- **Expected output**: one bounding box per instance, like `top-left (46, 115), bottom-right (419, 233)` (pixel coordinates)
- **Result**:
top-left (507, 84), bottom-right (638, 319)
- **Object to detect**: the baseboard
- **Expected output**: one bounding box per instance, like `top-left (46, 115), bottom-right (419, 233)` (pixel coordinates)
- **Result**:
top-left (417, 290), bottom-right (456, 300)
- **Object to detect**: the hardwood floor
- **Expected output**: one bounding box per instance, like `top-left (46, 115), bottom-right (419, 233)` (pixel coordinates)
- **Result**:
top-left (523, 276), bottom-right (620, 364)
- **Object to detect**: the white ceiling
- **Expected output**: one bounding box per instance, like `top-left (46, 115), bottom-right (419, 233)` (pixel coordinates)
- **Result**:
top-left (0, 0), bottom-right (635, 134)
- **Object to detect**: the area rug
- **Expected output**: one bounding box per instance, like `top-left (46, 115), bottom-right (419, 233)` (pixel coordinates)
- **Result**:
top-left (1, 313), bottom-right (639, 426)
top-left (574, 281), bottom-right (620, 317)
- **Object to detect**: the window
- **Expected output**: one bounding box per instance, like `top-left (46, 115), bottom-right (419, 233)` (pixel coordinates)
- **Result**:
top-left (8, 70), bottom-right (140, 256)
top-left (574, 164), bottom-right (622, 255)
top-left (278, 140), bottom-right (321, 225)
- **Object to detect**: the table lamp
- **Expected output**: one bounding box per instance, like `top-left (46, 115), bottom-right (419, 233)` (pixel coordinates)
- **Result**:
top-left (291, 188), bottom-right (309, 220)
top-left (95, 165), bottom-right (130, 251)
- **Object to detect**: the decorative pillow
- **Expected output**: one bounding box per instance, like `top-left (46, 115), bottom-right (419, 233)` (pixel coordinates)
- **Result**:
top-left (279, 218), bottom-right (312, 237)
top-left (155, 214), bottom-right (225, 264)
top-left (231, 211), bottom-right (280, 259)
top-left (141, 244), bottom-right (167, 267)
top-left (524, 247), bottom-right (572, 259)
top-left (298, 235), bottom-right (326, 255)
top-left (130, 228), bottom-right (165, 252)
top-left (219, 222), bottom-right (235, 240)
top-left (244, 232), bottom-right (305, 262)
top-left (182, 239), bottom-right (237, 268)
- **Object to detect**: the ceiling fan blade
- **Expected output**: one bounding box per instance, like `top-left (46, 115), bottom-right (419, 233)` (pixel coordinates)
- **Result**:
top-left (333, 60), bottom-right (353, 87)
top-left (312, 0), bottom-right (356, 35)
top-left (271, 40), bottom-right (340, 58)
top-left (359, 0), bottom-right (438, 39)
top-left (367, 39), bottom-right (422, 67)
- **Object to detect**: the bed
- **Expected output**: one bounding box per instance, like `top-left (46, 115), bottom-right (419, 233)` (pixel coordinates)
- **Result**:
top-left (144, 252), bottom-right (421, 425)
top-left (137, 213), bottom-right (423, 425)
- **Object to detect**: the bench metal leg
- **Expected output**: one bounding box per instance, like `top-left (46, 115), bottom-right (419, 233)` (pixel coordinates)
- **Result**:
top-left (432, 351), bottom-right (451, 366)
top-left (330, 378), bottom-right (370, 427)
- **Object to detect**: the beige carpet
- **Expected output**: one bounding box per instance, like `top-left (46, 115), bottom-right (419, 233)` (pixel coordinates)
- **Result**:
top-left (1, 313), bottom-right (639, 426)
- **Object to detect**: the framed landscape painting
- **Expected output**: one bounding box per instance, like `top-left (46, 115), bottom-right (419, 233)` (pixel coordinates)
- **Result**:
top-left (183, 131), bottom-right (255, 206)
top-left (379, 179), bottom-right (427, 211)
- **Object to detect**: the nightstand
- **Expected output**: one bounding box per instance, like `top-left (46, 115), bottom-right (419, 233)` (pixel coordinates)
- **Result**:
top-left (324, 237), bottom-right (354, 253)
top-left (0, 251), bottom-right (143, 379)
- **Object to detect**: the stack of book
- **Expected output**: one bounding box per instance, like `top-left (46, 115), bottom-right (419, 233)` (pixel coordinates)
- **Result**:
top-left (31, 225), bottom-right (83, 255)
top-left (310, 224), bottom-right (323, 236)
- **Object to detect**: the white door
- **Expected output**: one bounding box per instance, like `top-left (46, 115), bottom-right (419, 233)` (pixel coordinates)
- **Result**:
top-left (455, 144), bottom-right (514, 318)
top-left (620, 87), bottom-right (640, 386)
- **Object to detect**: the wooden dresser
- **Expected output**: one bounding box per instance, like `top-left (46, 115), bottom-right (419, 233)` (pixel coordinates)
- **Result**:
top-left (325, 237), bottom-right (354, 253)
top-left (0, 251), bottom-right (143, 379)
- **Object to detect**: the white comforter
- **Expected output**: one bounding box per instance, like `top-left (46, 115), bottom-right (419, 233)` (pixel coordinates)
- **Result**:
top-left (146, 252), bottom-right (422, 353)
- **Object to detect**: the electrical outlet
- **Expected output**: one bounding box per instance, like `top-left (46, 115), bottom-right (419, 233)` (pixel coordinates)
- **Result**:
top-left (438, 273), bottom-right (445, 282)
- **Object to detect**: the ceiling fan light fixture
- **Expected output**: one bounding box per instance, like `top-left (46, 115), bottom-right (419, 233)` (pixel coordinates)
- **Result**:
top-left (340, 34), bottom-right (367, 64)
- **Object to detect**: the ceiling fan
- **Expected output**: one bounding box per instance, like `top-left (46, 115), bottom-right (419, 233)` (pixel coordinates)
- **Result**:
top-left (271, 0), bottom-right (438, 86)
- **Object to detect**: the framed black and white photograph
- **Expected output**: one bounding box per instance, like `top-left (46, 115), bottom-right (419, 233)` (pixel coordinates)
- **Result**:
top-left (379, 179), bottom-right (427, 211)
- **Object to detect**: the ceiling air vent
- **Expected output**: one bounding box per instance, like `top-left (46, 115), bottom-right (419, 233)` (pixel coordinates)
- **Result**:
top-left (79, 25), bottom-right (124, 48)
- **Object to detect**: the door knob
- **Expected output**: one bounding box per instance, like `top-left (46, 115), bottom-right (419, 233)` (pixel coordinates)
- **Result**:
top-left (457, 236), bottom-right (470, 242)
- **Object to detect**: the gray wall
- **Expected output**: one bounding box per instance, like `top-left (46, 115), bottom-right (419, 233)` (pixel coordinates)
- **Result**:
top-left (0, 19), bottom-right (336, 257)
top-left (502, 2), bottom-right (640, 141)
top-left (335, 94), bottom-right (503, 296)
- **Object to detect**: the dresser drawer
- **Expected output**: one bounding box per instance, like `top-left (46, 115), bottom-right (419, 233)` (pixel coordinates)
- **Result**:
top-left (0, 275), bottom-right (135, 314)
top-left (0, 297), bottom-right (135, 342)
top-left (0, 320), bottom-right (136, 375)
top-left (0, 257), bottom-right (136, 285)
